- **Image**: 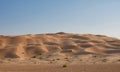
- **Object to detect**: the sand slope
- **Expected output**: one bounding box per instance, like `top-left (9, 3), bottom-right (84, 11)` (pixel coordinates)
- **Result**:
top-left (0, 32), bottom-right (120, 59)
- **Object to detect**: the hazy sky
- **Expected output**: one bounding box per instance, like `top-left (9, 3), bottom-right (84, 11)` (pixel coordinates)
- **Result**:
top-left (0, 0), bottom-right (120, 38)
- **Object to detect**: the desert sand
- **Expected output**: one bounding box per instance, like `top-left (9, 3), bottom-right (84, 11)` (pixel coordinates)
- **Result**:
top-left (0, 32), bottom-right (120, 72)
top-left (0, 64), bottom-right (120, 72)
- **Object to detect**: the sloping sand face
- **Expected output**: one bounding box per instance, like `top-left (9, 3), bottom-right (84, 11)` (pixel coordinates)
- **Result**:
top-left (0, 32), bottom-right (120, 59)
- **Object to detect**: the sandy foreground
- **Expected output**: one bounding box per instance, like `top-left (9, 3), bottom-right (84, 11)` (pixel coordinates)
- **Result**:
top-left (0, 54), bottom-right (119, 72)
top-left (0, 64), bottom-right (119, 72)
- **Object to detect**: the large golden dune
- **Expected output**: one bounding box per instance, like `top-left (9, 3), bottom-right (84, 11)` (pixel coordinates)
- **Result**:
top-left (0, 32), bottom-right (120, 59)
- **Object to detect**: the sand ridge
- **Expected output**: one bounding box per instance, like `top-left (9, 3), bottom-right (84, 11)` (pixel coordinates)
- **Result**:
top-left (0, 32), bottom-right (120, 59)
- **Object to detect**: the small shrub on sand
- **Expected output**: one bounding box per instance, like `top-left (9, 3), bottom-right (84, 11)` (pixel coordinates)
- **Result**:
top-left (7, 58), bottom-right (12, 61)
top-left (52, 59), bottom-right (55, 61)
top-left (50, 61), bottom-right (53, 63)
top-left (117, 59), bottom-right (120, 62)
top-left (102, 59), bottom-right (107, 62)
top-left (65, 57), bottom-right (68, 59)
top-left (80, 59), bottom-right (82, 61)
top-left (62, 64), bottom-right (67, 68)
top-left (32, 56), bottom-right (36, 58)
top-left (56, 58), bottom-right (60, 60)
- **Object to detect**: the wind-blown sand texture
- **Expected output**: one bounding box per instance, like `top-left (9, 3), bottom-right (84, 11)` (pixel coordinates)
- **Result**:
top-left (0, 32), bottom-right (120, 72)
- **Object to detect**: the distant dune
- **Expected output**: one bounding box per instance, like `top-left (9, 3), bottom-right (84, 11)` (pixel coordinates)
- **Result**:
top-left (0, 32), bottom-right (120, 59)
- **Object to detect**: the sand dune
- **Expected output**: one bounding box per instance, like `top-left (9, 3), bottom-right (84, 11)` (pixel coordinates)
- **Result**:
top-left (0, 32), bottom-right (120, 59)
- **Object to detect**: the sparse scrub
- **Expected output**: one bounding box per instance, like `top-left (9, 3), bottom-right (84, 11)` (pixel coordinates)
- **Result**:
top-left (65, 57), bottom-right (68, 59)
top-left (32, 56), bottom-right (36, 58)
top-left (80, 59), bottom-right (82, 61)
top-left (7, 58), bottom-right (12, 61)
top-left (117, 59), bottom-right (120, 62)
top-left (56, 58), bottom-right (60, 60)
top-left (102, 59), bottom-right (107, 62)
top-left (93, 54), bottom-right (106, 58)
top-left (49, 59), bottom-right (56, 63)
top-left (93, 55), bottom-right (97, 58)
top-left (62, 64), bottom-right (67, 68)
top-left (50, 61), bottom-right (53, 63)
top-left (52, 59), bottom-right (55, 61)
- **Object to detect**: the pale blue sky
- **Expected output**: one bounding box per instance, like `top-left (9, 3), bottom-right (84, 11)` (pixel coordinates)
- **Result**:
top-left (0, 0), bottom-right (120, 38)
